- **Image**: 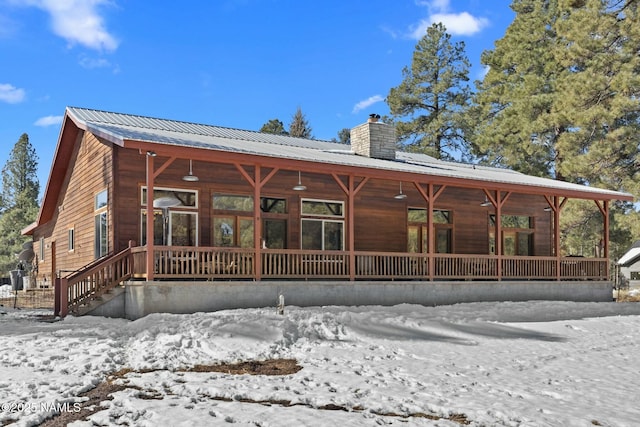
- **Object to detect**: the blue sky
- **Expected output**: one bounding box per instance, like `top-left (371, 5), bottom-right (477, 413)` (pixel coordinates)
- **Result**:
top-left (0, 0), bottom-right (514, 190)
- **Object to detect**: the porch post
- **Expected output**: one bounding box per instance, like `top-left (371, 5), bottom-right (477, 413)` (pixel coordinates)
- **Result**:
top-left (596, 200), bottom-right (610, 279)
top-left (254, 165), bottom-right (262, 281)
top-left (496, 191), bottom-right (502, 280)
top-left (427, 183), bottom-right (435, 280)
top-left (603, 200), bottom-right (609, 260)
top-left (55, 277), bottom-right (68, 317)
top-left (348, 175), bottom-right (355, 281)
top-left (146, 153), bottom-right (155, 281)
top-left (554, 197), bottom-right (561, 281)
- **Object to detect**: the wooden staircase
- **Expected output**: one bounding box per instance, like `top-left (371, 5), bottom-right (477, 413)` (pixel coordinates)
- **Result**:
top-left (55, 242), bottom-right (134, 317)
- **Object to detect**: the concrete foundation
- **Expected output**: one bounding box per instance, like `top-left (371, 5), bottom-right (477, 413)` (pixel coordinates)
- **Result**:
top-left (84, 280), bottom-right (614, 320)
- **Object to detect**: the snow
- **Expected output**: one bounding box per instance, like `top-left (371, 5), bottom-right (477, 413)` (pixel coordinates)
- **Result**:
top-left (2, 301), bottom-right (640, 426)
top-left (0, 285), bottom-right (13, 299)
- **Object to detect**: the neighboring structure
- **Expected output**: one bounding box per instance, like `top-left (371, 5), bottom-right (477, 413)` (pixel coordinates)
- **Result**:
top-left (617, 240), bottom-right (640, 289)
top-left (23, 107), bottom-right (634, 318)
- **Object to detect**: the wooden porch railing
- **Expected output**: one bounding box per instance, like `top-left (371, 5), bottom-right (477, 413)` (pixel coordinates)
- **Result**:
top-left (56, 246), bottom-right (609, 317)
top-left (131, 246), bottom-right (255, 279)
top-left (129, 246), bottom-right (609, 282)
top-left (55, 242), bottom-right (134, 316)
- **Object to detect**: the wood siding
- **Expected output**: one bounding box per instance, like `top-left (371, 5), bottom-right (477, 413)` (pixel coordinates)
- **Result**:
top-left (37, 130), bottom-right (558, 282)
top-left (32, 131), bottom-right (114, 285)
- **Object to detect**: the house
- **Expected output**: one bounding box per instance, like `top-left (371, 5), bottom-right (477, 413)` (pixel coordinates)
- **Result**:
top-left (617, 240), bottom-right (640, 289)
top-left (23, 107), bottom-right (633, 319)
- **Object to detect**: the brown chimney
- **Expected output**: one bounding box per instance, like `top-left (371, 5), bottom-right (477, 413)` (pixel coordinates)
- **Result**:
top-left (351, 114), bottom-right (396, 160)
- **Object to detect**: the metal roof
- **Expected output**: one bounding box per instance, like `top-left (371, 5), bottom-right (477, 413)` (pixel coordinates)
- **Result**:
top-left (65, 106), bottom-right (633, 200)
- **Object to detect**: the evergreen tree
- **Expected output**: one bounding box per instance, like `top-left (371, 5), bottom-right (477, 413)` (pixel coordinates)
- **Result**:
top-left (472, 0), bottom-right (640, 257)
top-left (0, 133), bottom-right (40, 275)
top-left (288, 107), bottom-right (313, 138)
top-left (553, 0), bottom-right (640, 192)
top-left (471, 0), bottom-right (565, 178)
top-left (259, 118), bottom-right (288, 135)
top-left (332, 128), bottom-right (351, 144)
top-left (386, 22), bottom-right (473, 160)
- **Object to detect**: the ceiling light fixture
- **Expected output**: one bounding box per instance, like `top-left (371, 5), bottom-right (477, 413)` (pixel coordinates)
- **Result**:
top-left (293, 171), bottom-right (307, 191)
top-left (182, 159), bottom-right (199, 182)
top-left (394, 182), bottom-right (407, 200)
top-left (480, 197), bottom-right (492, 207)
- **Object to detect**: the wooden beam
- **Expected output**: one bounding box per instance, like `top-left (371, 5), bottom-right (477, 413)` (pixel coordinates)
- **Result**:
top-left (145, 153), bottom-right (155, 281)
top-left (254, 165), bottom-right (262, 280)
top-left (153, 156), bottom-right (176, 179)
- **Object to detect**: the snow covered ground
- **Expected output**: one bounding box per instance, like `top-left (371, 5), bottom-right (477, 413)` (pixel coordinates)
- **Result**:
top-left (2, 300), bottom-right (640, 426)
top-left (0, 285), bottom-right (13, 299)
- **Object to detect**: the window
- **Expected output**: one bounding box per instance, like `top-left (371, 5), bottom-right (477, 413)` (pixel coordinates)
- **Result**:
top-left (261, 197), bottom-right (287, 249)
top-left (301, 199), bottom-right (344, 250)
top-left (212, 194), bottom-right (254, 247)
top-left (213, 194), bottom-right (252, 211)
top-left (213, 216), bottom-right (254, 247)
top-left (39, 237), bottom-right (45, 262)
top-left (261, 197), bottom-right (286, 214)
top-left (141, 187), bottom-right (199, 246)
top-left (68, 228), bottom-right (75, 252)
top-left (211, 195), bottom-right (288, 248)
top-left (489, 214), bottom-right (534, 256)
top-left (407, 208), bottom-right (452, 253)
top-left (95, 190), bottom-right (108, 258)
top-left (264, 219), bottom-right (286, 249)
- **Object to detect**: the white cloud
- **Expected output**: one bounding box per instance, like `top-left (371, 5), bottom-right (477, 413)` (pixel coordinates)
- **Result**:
top-left (422, 0), bottom-right (449, 11)
top-left (34, 115), bottom-right (63, 127)
top-left (23, 0), bottom-right (118, 51)
top-left (0, 83), bottom-right (26, 103)
top-left (79, 55), bottom-right (111, 69)
top-left (352, 95), bottom-right (384, 114)
top-left (411, 12), bottom-right (489, 38)
top-left (409, 1), bottom-right (489, 38)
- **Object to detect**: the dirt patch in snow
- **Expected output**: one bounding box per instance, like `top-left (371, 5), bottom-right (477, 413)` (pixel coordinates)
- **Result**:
top-left (36, 359), bottom-right (301, 427)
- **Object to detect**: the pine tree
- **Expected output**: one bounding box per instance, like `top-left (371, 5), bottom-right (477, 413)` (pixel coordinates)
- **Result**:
top-left (471, 0), bottom-right (640, 257)
top-left (553, 0), bottom-right (640, 192)
top-left (0, 133), bottom-right (40, 275)
top-left (288, 107), bottom-right (313, 138)
top-left (386, 22), bottom-right (473, 160)
top-left (472, 0), bottom-right (566, 178)
top-left (260, 119), bottom-right (288, 135)
top-left (332, 128), bottom-right (351, 144)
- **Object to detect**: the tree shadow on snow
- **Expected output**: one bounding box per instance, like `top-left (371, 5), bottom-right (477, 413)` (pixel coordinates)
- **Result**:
top-left (440, 321), bottom-right (567, 342)
top-left (349, 320), bottom-right (566, 344)
top-left (349, 322), bottom-right (476, 345)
